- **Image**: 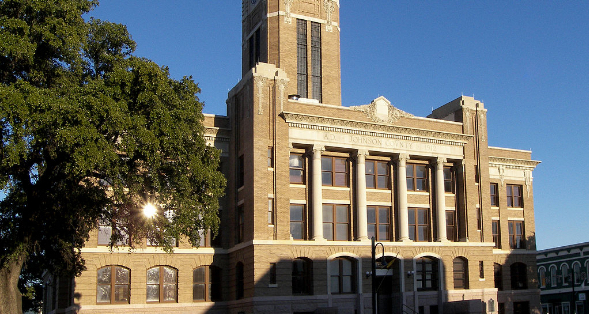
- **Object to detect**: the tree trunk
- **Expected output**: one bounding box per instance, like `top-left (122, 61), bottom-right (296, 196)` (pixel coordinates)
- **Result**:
top-left (0, 252), bottom-right (26, 314)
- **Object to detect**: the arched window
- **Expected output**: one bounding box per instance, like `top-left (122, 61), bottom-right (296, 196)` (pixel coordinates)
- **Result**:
top-left (538, 267), bottom-right (546, 288)
top-left (146, 266), bottom-right (177, 303)
top-left (573, 262), bottom-right (581, 285)
top-left (329, 257), bottom-right (356, 294)
top-left (561, 264), bottom-right (569, 286)
top-left (549, 265), bottom-right (557, 287)
top-left (453, 257), bottom-right (469, 289)
top-left (96, 266), bottom-right (130, 304)
top-left (510, 262), bottom-right (527, 290)
top-left (416, 257), bottom-right (439, 291)
top-left (494, 263), bottom-right (503, 291)
top-left (236, 262), bottom-right (244, 300)
top-left (193, 266), bottom-right (221, 302)
top-left (292, 258), bottom-right (313, 295)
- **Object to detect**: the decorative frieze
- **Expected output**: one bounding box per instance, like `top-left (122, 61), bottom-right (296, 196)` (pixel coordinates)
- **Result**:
top-left (350, 96), bottom-right (413, 124)
top-left (284, 0), bottom-right (293, 23)
top-left (254, 75), bottom-right (267, 115)
top-left (323, 0), bottom-right (336, 32)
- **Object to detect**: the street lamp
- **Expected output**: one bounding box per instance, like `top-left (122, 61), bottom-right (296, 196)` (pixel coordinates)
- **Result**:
top-left (371, 236), bottom-right (387, 314)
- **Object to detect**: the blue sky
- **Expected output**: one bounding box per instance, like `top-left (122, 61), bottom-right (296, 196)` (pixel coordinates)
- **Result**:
top-left (86, 1), bottom-right (589, 250)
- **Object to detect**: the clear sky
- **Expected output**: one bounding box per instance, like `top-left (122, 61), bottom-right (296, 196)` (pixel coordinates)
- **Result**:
top-left (87, 1), bottom-right (589, 250)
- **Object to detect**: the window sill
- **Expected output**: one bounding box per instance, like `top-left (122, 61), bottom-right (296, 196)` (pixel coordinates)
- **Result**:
top-left (290, 184), bottom-right (306, 188)
top-left (268, 284), bottom-right (278, 288)
top-left (507, 207), bottom-right (524, 210)
top-left (322, 186), bottom-right (350, 191)
top-left (407, 191), bottom-right (429, 195)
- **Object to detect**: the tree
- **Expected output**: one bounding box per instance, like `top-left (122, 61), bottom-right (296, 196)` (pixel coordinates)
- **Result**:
top-left (0, 1), bottom-right (226, 312)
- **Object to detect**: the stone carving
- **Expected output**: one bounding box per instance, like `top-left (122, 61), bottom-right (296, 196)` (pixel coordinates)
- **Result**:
top-left (323, 0), bottom-right (336, 31)
top-left (284, 0), bottom-right (294, 24)
top-left (478, 109), bottom-right (487, 142)
top-left (282, 112), bottom-right (472, 145)
top-left (524, 170), bottom-right (532, 198)
top-left (254, 75), bottom-right (267, 115)
top-left (351, 96), bottom-right (413, 124)
top-left (436, 157), bottom-right (447, 166)
top-left (276, 78), bottom-right (288, 112)
top-left (498, 165), bottom-right (505, 186)
top-left (463, 107), bottom-right (473, 134)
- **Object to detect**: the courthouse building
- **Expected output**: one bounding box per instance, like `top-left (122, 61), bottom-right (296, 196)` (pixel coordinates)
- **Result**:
top-left (44, 1), bottom-right (542, 314)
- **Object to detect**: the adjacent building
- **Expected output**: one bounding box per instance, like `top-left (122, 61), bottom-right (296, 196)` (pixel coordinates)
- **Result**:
top-left (537, 242), bottom-right (589, 314)
top-left (44, 1), bottom-right (542, 313)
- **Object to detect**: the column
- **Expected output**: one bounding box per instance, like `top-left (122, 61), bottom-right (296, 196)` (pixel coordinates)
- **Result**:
top-left (356, 149), bottom-right (368, 241)
top-left (397, 153), bottom-right (410, 241)
top-left (312, 145), bottom-right (324, 241)
top-left (435, 157), bottom-right (448, 242)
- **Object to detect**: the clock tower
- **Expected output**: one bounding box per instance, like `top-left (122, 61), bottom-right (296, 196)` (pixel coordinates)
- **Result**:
top-left (241, 0), bottom-right (341, 106)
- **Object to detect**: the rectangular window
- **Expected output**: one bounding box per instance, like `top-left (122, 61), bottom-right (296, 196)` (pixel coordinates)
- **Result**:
top-left (323, 204), bottom-right (349, 241)
top-left (408, 208), bottom-right (429, 242)
top-left (193, 266), bottom-right (221, 302)
top-left (492, 220), bottom-right (501, 248)
top-left (322, 156), bottom-right (348, 187)
top-left (508, 220), bottom-right (524, 249)
top-left (477, 208), bottom-right (482, 231)
top-left (479, 261), bottom-right (485, 279)
top-left (269, 263), bottom-right (277, 285)
top-left (290, 204), bottom-right (306, 240)
top-left (267, 147), bottom-right (273, 168)
top-left (310, 21), bottom-right (322, 102)
top-left (506, 184), bottom-right (523, 207)
top-left (296, 19), bottom-right (308, 98)
top-left (490, 183), bottom-right (499, 206)
top-left (407, 163), bottom-right (427, 191)
top-left (446, 211), bottom-right (456, 241)
top-left (367, 206), bottom-right (391, 241)
top-left (238, 155), bottom-right (244, 188)
top-left (366, 160), bottom-right (390, 189)
top-left (268, 198), bottom-right (274, 225)
top-left (289, 153), bottom-right (304, 184)
top-left (443, 166), bottom-right (454, 193)
top-left (236, 205), bottom-right (244, 243)
top-left (97, 218), bottom-right (129, 246)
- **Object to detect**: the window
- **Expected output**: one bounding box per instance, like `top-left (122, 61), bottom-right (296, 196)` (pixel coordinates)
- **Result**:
top-left (290, 204), bottom-right (306, 240)
top-left (97, 218), bottom-right (128, 246)
top-left (476, 207), bottom-right (482, 231)
top-left (296, 19), bottom-right (307, 98)
top-left (506, 184), bottom-right (523, 207)
top-left (323, 204), bottom-right (349, 241)
top-left (407, 163), bottom-right (427, 191)
top-left (289, 153), bottom-right (304, 184)
top-left (494, 263), bottom-right (503, 291)
top-left (443, 166), bottom-right (454, 193)
top-left (269, 263), bottom-right (277, 285)
top-left (193, 266), bottom-right (221, 302)
top-left (236, 262), bottom-right (244, 300)
top-left (330, 257), bottom-right (356, 294)
top-left (292, 258), bottom-right (312, 295)
top-left (510, 262), bottom-right (528, 290)
top-left (267, 147), bottom-right (273, 168)
top-left (453, 257), bottom-right (468, 289)
top-left (550, 265), bottom-right (557, 287)
top-left (508, 220), bottom-right (524, 249)
top-left (248, 28), bottom-right (261, 69)
top-left (322, 156), bottom-right (348, 187)
top-left (96, 266), bottom-right (130, 304)
top-left (573, 262), bottom-right (581, 285)
top-left (514, 302), bottom-right (530, 314)
top-left (236, 205), bottom-right (244, 243)
top-left (446, 211), bottom-right (456, 242)
top-left (268, 198), bottom-right (274, 225)
top-left (146, 266), bottom-right (177, 303)
top-left (479, 261), bottom-right (485, 279)
top-left (538, 267), bottom-right (546, 288)
top-left (367, 206), bottom-right (391, 241)
top-left (490, 183), bottom-right (499, 206)
top-left (562, 303), bottom-right (571, 314)
top-left (562, 264), bottom-right (569, 286)
top-left (310, 21), bottom-right (322, 102)
top-left (492, 220), bottom-right (501, 248)
top-left (416, 257), bottom-right (439, 291)
top-left (238, 155), bottom-right (244, 188)
top-left (408, 208), bottom-right (429, 242)
top-left (366, 160), bottom-right (389, 189)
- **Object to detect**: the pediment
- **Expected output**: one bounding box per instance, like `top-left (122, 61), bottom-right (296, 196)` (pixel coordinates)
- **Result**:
top-left (350, 96), bottom-right (413, 124)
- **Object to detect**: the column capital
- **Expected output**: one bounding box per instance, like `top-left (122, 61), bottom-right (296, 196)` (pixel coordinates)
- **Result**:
top-left (435, 157), bottom-right (447, 167)
top-left (356, 149), bottom-right (368, 158)
top-left (397, 153), bottom-right (409, 163)
top-left (312, 144), bottom-right (325, 154)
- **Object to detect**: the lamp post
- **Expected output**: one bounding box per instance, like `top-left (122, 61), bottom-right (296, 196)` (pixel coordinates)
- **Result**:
top-left (371, 236), bottom-right (385, 314)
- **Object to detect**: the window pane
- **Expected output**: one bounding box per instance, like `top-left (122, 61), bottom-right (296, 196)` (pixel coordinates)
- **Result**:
top-left (321, 157), bottom-right (332, 171)
top-left (323, 205), bottom-right (333, 222)
top-left (291, 205), bottom-right (303, 221)
top-left (97, 285), bottom-right (111, 303)
top-left (193, 267), bottom-right (205, 283)
top-left (377, 176), bottom-right (387, 189)
top-left (290, 170), bottom-right (303, 183)
top-left (418, 209), bottom-right (427, 224)
top-left (114, 285), bottom-right (129, 302)
top-left (416, 178), bottom-right (426, 191)
top-left (98, 226), bottom-right (112, 245)
top-left (97, 267), bottom-right (111, 285)
top-left (334, 173), bottom-right (346, 186)
top-left (367, 225), bottom-right (376, 239)
top-left (163, 284), bottom-right (177, 301)
top-left (331, 276), bottom-right (340, 294)
top-left (334, 158), bottom-right (346, 172)
top-left (290, 155), bottom-right (302, 167)
top-left (323, 223), bottom-right (333, 240)
top-left (291, 222), bottom-right (303, 240)
top-left (416, 165), bottom-right (426, 178)
top-left (367, 207), bottom-right (376, 223)
top-left (342, 259), bottom-right (352, 275)
top-left (379, 208), bottom-right (389, 223)
top-left (406, 165), bottom-right (414, 177)
top-left (163, 267), bottom-right (176, 284)
top-left (146, 285), bottom-right (159, 302)
top-left (115, 267), bottom-right (129, 284)
top-left (193, 283), bottom-right (205, 301)
top-left (377, 162), bottom-right (388, 175)
top-left (378, 225), bottom-right (389, 241)
top-left (366, 162), bottom-right (375, 174)
top-left (147, 268), bottom-right (159, 284)
top-left (322, 172), bottom-right (332, 185)
top-left (366, 174), bottom-right (375, 188)
top-left (336, 223), bottom-right (348, 240)
top-left (406, 178), bottom-right (414, 190)
top-left (342, 276), bottom-right (352, 293)
top-left (336, 206), bottom-right (348, 222)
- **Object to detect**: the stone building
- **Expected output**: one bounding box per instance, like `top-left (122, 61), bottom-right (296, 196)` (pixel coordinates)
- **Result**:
top-left (537, 242), bottom-right (589, 314)
top-left (44, 1), bottom-right (541, 313)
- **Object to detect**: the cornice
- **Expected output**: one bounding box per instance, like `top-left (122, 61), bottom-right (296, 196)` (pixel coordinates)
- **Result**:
top-left (281, 111), bottom-right (472, 146)
top-left (204, 127), bottom-right (231, 142)
top-left (488, 156), bottom-right (541, 169)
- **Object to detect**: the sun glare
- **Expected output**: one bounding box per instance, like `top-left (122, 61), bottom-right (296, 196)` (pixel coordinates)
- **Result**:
top-left (143, 203), bottom-right (157, 218)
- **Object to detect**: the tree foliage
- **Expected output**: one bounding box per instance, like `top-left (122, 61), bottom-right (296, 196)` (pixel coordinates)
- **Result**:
top-left (0, 0), bottom-right (225, 311)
